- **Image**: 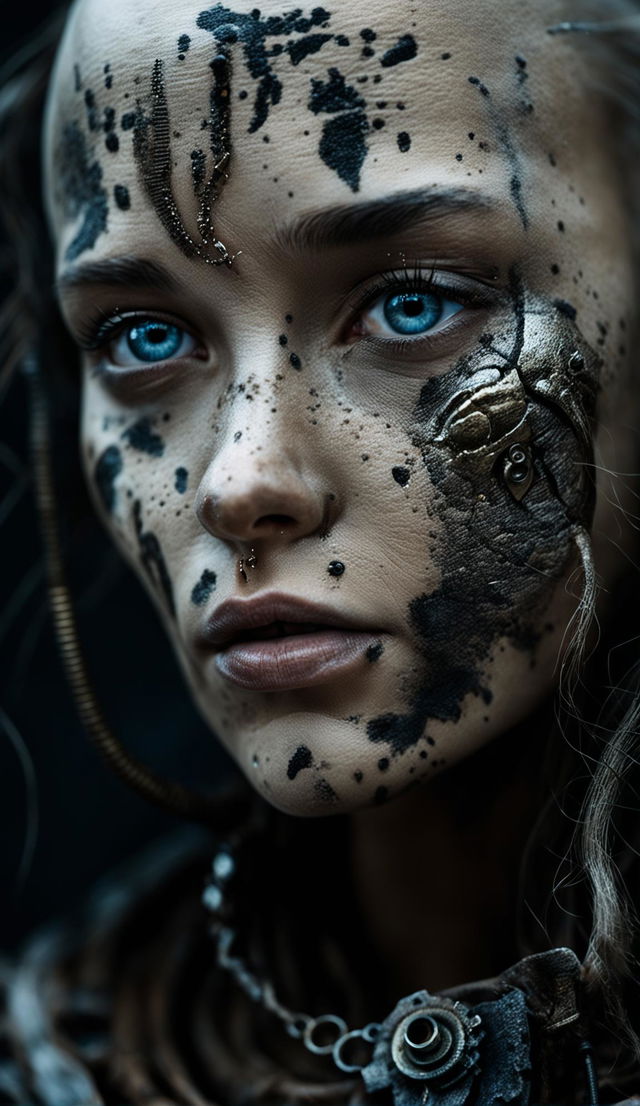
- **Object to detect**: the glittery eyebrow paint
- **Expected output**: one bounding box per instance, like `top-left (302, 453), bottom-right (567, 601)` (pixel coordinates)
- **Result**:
top-left (132, 51), bottom-right (235, 265)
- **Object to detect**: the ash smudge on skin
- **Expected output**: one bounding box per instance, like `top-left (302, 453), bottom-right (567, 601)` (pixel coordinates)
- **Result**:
top-left (133, 500), bottom-right (176, 616)
top-left (174, 466), bottom-right (189, 493)
top-left (367, 276), bottom-right (600, 756)
top-left (56, 122), bottom-right (108, 261)
top-left (315, 777), bottom-right (337, 802)
top-left (121, 417), bottom-right (165, 457)
top-left (287, 745), bottom-right (313, 779)
top-left (191, 569), bottom-right (217, 606)
top-left (94, 445), bottom-right (123, 514)
top-left (467, 75), bottom-right (529, 229)
top-left (380, 34), bottom-right (417, 68)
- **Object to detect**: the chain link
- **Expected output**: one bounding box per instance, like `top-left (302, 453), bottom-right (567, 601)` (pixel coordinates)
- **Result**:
top-left (204, 850), bottom-right (380, 1074)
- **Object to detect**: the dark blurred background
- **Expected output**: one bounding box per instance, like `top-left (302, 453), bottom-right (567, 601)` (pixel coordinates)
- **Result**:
top-left (0, 2), bottom-right (233, 950)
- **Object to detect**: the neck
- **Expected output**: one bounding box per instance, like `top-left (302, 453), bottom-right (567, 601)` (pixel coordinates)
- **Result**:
top-left (349, 716), bottom-right (549, 1002)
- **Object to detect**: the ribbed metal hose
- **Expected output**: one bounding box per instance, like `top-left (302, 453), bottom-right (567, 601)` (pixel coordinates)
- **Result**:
top-left (25, 352), bottom-right (217, 824)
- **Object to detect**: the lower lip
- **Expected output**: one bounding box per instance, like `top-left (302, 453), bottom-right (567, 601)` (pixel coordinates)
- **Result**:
top-left (214, 630), bottom-right (380, 691)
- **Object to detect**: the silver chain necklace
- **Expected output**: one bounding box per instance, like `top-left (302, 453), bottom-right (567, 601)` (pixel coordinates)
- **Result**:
top-left (201, 841), bottom-right (484, 1085)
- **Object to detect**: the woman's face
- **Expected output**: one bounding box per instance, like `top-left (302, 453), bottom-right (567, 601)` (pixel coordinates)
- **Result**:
top-left (45, 0), bottom-right (636, 815)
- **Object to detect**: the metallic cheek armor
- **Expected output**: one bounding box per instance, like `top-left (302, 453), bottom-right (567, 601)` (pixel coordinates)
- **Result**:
top-left (425, 310), bottom-right (600, 525)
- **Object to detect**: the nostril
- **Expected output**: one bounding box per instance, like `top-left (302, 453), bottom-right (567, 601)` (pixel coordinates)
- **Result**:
top-left (254, 514), bottom-right (297, 530)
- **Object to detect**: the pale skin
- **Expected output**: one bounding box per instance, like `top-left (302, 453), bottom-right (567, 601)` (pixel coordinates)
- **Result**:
top-left (44, 0), bottom-right (638, 994)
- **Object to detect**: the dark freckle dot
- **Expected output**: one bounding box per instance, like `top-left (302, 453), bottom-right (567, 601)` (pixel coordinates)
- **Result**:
top-left (287, 745), bottom-right (313, 780)
top-left (303, 129), bottom-right (310, 136)
top-left (114, 184), bottom-right (130, 211)
top-left (327, 560), bottom-right (345, 577)
top-left (557, 220), bottom-right (565, 232)
top-left (376, 100), bottom-right (388, 108)
top-left (455, 153), bottom-right (463, 161)
top-left (397, 131), bottom-right (411, 152)
top-left (374, 786), bottom-right (389, 805)
top-left (441, 51), bottom-right (451, 59)
top-left (238, 89), bottom-right (248, 99)
top-left (105, 132), bottom-right (119, 153)
top-left (392, 465), bottom-right (410, 486)
top-left (372, 117), bottom-right (385, 129)
top-left (366, 642), bottom-right (384, 663)
top-left (354, 770), bottom-right (363, 782)
top-left (550, 263), bottom-right (560, 275)
top-left (278, 334), bottom-right (288, 346)
top-left (419, 750), bottom-right (428, 759)
top-left (174, 466), bottom-right (188, 494)
top-left (262, 134), bottom-right (270, 142)
top-left (289, 352), bottom-right (302, 370)
top-left (396, 101), bottom-right (405, 110)
top-left (468, 131), bottom-right (475, 139)
top-left (378, 757), bottom-right (389, 771)
top-left (288, 191), bottom-right (294, 198)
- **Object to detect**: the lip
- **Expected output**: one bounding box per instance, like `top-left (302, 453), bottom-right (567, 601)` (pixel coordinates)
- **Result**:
top-left (196, 592), bottom-right (386, 692)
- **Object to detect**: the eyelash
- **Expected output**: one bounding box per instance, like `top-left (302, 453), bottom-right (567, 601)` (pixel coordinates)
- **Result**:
top-left (74, 266), bottom-right (493, 367)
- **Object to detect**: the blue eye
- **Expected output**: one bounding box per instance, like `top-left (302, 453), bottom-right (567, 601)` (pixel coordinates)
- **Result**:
top-left (110, 320), bottom-right (197, 367)
top-left (363, 288), bottom-right (464, 338)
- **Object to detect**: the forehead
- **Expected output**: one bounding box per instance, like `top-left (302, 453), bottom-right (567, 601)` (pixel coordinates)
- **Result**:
top-left (44, 0), bottom-right (596, 268)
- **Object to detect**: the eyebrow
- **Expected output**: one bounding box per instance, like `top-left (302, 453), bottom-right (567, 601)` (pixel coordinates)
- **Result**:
top-left (56, 188), bottom-right (496, 294)
top-left (275, 187), bottom-right (496, 254)
top-left (55, 257), bottom-right (180, 297)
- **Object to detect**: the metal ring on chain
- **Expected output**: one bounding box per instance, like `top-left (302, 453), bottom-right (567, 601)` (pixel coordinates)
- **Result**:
top-left (304, 1015), bottom-right (349, 1055)
top-left (332, 1024), bottom-right (381, 1074)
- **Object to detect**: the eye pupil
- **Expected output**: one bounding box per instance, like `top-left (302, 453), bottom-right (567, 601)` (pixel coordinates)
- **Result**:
top-left (383, 291), bottom-right (442, 335)
top-left (127, 321), bottom-right (183, 362)
top-left (403, 296), bottom-right (424, 318)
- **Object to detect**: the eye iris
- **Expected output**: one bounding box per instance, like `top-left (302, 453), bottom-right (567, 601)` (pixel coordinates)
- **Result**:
top-left (127, 322), bottom-right (182, 362)
top-left (383, 292), bottom-right (442, 335)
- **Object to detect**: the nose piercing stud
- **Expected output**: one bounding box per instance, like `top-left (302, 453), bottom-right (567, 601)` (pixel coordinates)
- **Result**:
top-left (239, 548), bottom-right (257, 582)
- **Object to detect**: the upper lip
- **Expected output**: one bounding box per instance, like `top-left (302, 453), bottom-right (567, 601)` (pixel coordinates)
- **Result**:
top-left (196, 592), bottom-right (381, 651)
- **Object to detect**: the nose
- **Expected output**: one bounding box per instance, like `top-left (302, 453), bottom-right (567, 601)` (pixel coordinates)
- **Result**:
top-left (195, 448), bottom-right (329, 547)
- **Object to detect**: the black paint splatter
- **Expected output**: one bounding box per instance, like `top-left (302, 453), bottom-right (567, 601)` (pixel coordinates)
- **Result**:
top-left (397, 131), bottom-right (411, 153)
top-left (114, 184), bottom-right (130, 211)
top-left (309, 70), bottom-right (369, 192)
top-left (57, 122), bottom-right (108, 262)
top-left (288, 32), bottom-right (333, 65)
top-left (196, 5), bottom-right (332, 134)
top-left (174, 466), bottom-right (189, 493)
top-left (289, 352), bottom-right (302, 369)
top-left (121, 417), bottom-right (165, 457)
top-left (94, 445), bottom-right (122, 514)
top-left (178, 33), bottom-right (191, 53)
top-left (191, 569), bottom-right (217, 606)
top-left (327, 560), bottom-right (345, 577)
top-left (380, 34), bottom-right (417, 68)
top-left (392, 466), bottom-right (410, 486)
top-left (366, 642), bottom-right (384, 662)
top-left (133, 500), bottom-right (175, 616)
top-left (287, 745), bottom-right (313, 779)
top-left (121, 111), bottom-right (136, 130)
